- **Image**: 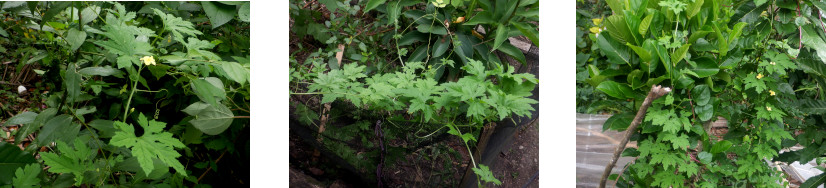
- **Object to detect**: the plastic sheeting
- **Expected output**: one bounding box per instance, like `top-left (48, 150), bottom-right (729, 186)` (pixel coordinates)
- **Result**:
top-left (576, 113), bottom-right (636, 188)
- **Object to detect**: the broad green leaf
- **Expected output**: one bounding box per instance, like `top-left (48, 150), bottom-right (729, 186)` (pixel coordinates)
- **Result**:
top-left (698, 152), bottom-right (712, 164)
top-left (12, 163), bottom-right (40, 187)
top-left (627, 43), bottom-right (652, 62)
top-left (670, 44), bottom-right (690, 64)
top-left (497, 42), bottom-right (527, 65)
top-left (687, 30), bottom-right (712, 45)
top-left (398, 31), bottom-right (427, 46)
top-left (710, 140), bottom-right (732, 154)
top-left (407, 45), bottom-right (428, 63)
top-left (36, 115), bottom-right (79, 146)
top-left (14, 108), bottom-right (56, 145)
top-left (603, 112), bottom-right (634, 131)
top-left (685, 0), bottom-right (703, 19)
top-left (182, 102), bottom-right (235, 135)
top-left (728, 22), bottom-right (747, 45)
top-left (364, 0), bottom-right (386, 13)
top-left (80, 5), bottom-right (101, 25)
top-left (88, 119), bottom-right (117, 138)
top-left (78, 66), bottom-right (124, 78)
top-left (0, 142), bottom-right (37, 185)
top-left (432, 37), bottom-right (450, 57)
top-left (605, 0), bottom-right (625, 16)
top-left (2, 112), bottom-right (37, 126)
top-left (802, 27), bottom-right (826, 63)
top-left (110, 113), bottom-right (186, 176)
top-left (639, 14), bottom-right (653, 35)
top-left (692, 85), bottom-right (711, 107)
top-left (201, 1), bottom-right (236, 29)
top-left (191, 77), bottom-right (226, 107)
top-left (597, 81), bottom-right (635, 99)
top-left (690, 57), bottom-right (720, 78)
top-left (25, 51), bottom-right (47, 65)
top-left (220, 62), bottom-right (250, 85)
top-left (512, 22), bottom-right (538, 47)
top-left (42, 2), bottom-right (71, 22)
top-left (605, 15), bottom-right (633, 44)
top-left (597, 34), bottom-right (632, 66)
top-left (416, 24), bottom-right (448, 35)
top-left (695, 104), bottom-right (713, 121)
top-left (66, 28), bottom-right (86, 52)
top-left (464, 12), bottom-right (495, 25)
top-left (654, 43), bottom-right (671, 74)
top-left (65, 65), bottom-right (81, 101)
top-left (238, 2), bottom-right (250, 22)
top-left (801, 173), bottom-right (826, 188)
top-left (490, 23), bottom-right (508, 52)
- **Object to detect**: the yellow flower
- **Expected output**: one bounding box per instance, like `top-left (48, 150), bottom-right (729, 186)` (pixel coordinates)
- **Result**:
top-left (756, 73), bottom-right (764, 79)
top-left (767, 106), bottom-right (772, 111)
top-left (140, 56), bottom-right (156, 66)
top-left (761, 11), bottom-right (768, 17)
top-left (770, 61), bottom-right (776, 65)
top-left (592, 18), bottom-right (603, 26)
top-left (770, 90), bottom-right (776, 96)
top-left (590, 27), bottom-right (602, 34)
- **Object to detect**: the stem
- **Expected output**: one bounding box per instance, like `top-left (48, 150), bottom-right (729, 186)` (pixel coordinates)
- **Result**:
top-left (453, 124), bottom-right (477, 169)
top-left (599, 85), bottom-right (671, 188)
top-left (123, 66), bottom-right (143, 122)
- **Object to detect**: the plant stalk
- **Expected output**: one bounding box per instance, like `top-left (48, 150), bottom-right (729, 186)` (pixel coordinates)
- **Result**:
top-left (599, 85), bottom-right (671, 188)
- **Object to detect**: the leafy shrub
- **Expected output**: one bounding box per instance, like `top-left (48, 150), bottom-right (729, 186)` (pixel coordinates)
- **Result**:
top-left (0, 1), bottom-right (249, 186)
top-left (290, 0), bottom-right (539, 186)
top-left (579, 0), bottom-right (826, 187)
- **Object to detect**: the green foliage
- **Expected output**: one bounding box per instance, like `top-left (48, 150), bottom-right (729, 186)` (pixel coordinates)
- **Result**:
top-left (40, 138), bottom-right (94, 186)
top-left (12, 163), bottom-right (41, 188)
top-left (0, 1), bottom-right (250, 186)
top-left (577, 0), bottom-right (826, 186)
top-left (0, 142), bottom-right (37, 185)
top-left (110, 113), bottom-right (186, 176)
top-left (472, 164), bottom-right (501, 186)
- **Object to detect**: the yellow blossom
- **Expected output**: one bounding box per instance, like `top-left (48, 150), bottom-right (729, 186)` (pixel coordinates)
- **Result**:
top-left (767, 106), bottom-right (772, 111)
top-left (761, 11), bottom-right (768, 17)
top-left (590, 27), bottom-right (602, 34)
top-left (770, 61), bottom-right (776, 65)
top-left (770, 90), bottom-right (776, 96)
top-left (140, 56), bottom-right (156, 66)
top-left (756, 73), bottom-right (764, 79)
top-left (592, 18), bottom-right (603, 26)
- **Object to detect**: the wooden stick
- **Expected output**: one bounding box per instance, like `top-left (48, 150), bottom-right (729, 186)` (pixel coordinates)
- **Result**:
top-left (599, 85), bottom-right (671, 188)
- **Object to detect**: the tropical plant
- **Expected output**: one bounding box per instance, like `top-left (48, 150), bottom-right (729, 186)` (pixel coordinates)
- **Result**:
top-left (0, 1), bottom-right (250, 186)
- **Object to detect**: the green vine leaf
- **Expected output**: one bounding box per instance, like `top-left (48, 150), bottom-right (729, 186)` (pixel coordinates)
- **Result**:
top-left (472, 164), bottom-right (502, 185)
top-left (40, 138), bottom-right (93, 186)
top-left (12, 163), bottom-right (41, 187)
top-left (0, 142), bottom-right (37, 185)
top-left (110, 113), bottom-right (187, 176)
top-left (152, 8), bottom-right (203, 43)
top-left (182, 102), bottom-right (235, 135)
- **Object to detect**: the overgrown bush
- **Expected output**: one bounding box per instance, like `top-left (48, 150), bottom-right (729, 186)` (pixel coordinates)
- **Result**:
top-left (0, 1), bottom-right (249, 186)
top-left (289, 0), bottom-right (539, 186)
top-left (579, 0), bottom-right (826, 187)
